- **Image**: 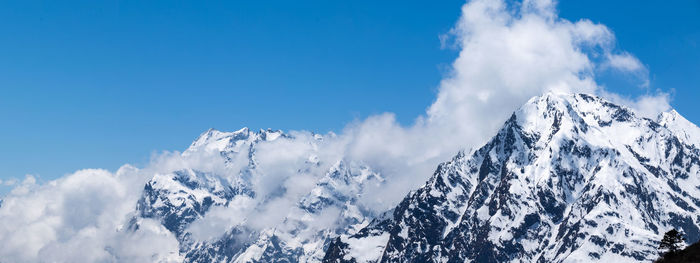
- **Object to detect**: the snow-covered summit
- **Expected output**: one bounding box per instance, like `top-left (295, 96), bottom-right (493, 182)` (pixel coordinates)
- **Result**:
top-left (127, 125), bottom-right (384, 262)
top-left (191, 159), bottom-right (385, 263)
top-left (185, 127), bottom-right (287, 156)
top-left (658, 109), bottom-right (700, 147)
top-left (123, 92), bottom-right (700, 263)
top-left (325, 93), bottom-right (700, 263)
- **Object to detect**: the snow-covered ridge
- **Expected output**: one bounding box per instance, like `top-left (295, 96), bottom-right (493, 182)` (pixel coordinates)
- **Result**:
top-left (184, 127), bottom-right (287, 157)
top-left (122, 93), bottom-right (700, 263)
top-left (658, 109), bottom-right (700, 147)
top-left (127, 127), bottom-right (385, 262)
top-left (324, 93), bottom-right (700, 263)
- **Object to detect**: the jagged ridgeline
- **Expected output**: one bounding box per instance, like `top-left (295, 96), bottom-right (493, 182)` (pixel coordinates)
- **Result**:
top-left (126, 93), bottom-right (700, 263)
top-left (126, 127), bottom-right (385, 262)
top-left (324, 93), bottom-right (700, 263)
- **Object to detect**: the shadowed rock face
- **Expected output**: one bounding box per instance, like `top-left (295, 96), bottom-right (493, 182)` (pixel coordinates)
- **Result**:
top-left (123, 93), bottom-right (700, 262)
top-left (178, 160), bottom-right (384, 263)
top-left (134, 169), bottom-right (248, 238)
top-left (127, 128), bottom-right (385, 263)
top-left (324, 93), bottom-right (700, 263)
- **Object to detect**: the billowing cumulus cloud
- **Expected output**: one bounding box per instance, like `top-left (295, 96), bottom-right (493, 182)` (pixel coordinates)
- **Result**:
top-left (427, 0), bottom-right (659, 148)
top-left (0, 168), bottom-right (181, 262)
top-left (334, 0), bottom-right (670, 209)
top-left (0, 0), bottom-right (673, 261)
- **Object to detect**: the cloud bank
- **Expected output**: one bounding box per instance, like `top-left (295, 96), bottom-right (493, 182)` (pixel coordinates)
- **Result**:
top-left (0, 0), bottom-right (672, 261)
top-left (0, 168), bottom-right (181, 262)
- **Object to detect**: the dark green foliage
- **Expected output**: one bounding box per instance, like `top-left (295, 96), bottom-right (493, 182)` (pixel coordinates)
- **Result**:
top-left (656, 229), bottom-right (690, 262)
top-left (655, 238), bottom-right (700, 263)
top-left (660, 229), bottom-right (686, 255)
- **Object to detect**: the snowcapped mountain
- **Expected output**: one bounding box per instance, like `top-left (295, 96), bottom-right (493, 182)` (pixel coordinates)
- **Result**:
top-left (324, 93), bottom-right (700, 263)
top-left (126, 127), bottom-right (384, 262)
top-left (185, 160), bottom-right (383, 263)
top-left (658, 110), bottom-right (700, 148)
top-left (121, 92), bottom-right (700, 263)
top-left (127, 128), bottom-right (275, 247)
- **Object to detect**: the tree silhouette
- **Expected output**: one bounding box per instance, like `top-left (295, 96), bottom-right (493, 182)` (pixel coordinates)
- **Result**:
top-left (659, 229), bottom-right (685, 256)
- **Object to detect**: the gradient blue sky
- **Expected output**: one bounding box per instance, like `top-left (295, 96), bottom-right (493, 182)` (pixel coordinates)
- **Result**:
top-left (1, 0), bottom-right (698, 184)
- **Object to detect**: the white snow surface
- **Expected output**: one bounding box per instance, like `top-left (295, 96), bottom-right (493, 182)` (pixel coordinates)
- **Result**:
top-left (342, 233), bottom-right (390, 263)
top-left (658, 109), bottom-right (700, 147)
top-left (131, 127), bottom-right (385, 262)
top-left (105, 93), bottom-right (700, 263)
top-left (332, 93), bottom-right (700, 263)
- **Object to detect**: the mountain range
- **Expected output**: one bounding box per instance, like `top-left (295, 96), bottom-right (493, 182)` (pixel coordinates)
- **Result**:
top-left (123, 93), bottom-right (700, 262)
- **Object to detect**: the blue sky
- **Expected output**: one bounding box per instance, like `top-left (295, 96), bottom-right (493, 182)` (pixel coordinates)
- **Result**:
top-left (0, 0), bottom-right (698, 184)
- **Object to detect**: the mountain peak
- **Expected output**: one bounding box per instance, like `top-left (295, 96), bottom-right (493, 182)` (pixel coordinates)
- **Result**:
top-left (658, 109), bottom-right (685, 124)
top-left (185, 127), bottom-right (276, 156)
top-left (518, 93), bottom-right (634, 119)
top-left (122, 92), bottom-right (700, 263)
top-left (658, 109), bottom-right (700, 146)
top-left (325, 92), bottom-right (700, 263)
top-left (510, 93), bottom-right (639, 147)
top-left (258, 128), bottom-right (285, 141)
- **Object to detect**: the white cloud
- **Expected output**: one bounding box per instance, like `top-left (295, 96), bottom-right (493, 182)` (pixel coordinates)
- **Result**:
top-left (607, 52), bottom-right (644, 72)
top-left (0, 168), bottom-right (180, 262)
top-left (603, 52), bottom-right (650, 88)
top-left (333, 0), bottom-right (670, 210)
top-left (602, 90), bottom-right (672, 119)
top-left (186, 195), bottom-right (255, 241)
top-left (428, 0), bottom-right (637, 146)
top-left (3, 177), bottom-right (18, 186)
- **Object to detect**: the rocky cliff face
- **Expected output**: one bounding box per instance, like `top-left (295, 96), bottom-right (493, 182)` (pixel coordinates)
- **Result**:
top-left (324, 93), bottom-right (700, 263)
top-left (127, 128), bottom-right (383, 262)
top-left (124, 93), bottom-right (700, 262)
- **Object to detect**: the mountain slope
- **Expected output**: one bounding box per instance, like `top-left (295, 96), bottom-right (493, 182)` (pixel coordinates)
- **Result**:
top-left (186, 159), bottom-right (383, 263)
top-left (127, 128), bottom-right (384, 262)
top-left (658, 110), bottom-right (700, 148)
top-left (324, 93), bottom-right (700, 263)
